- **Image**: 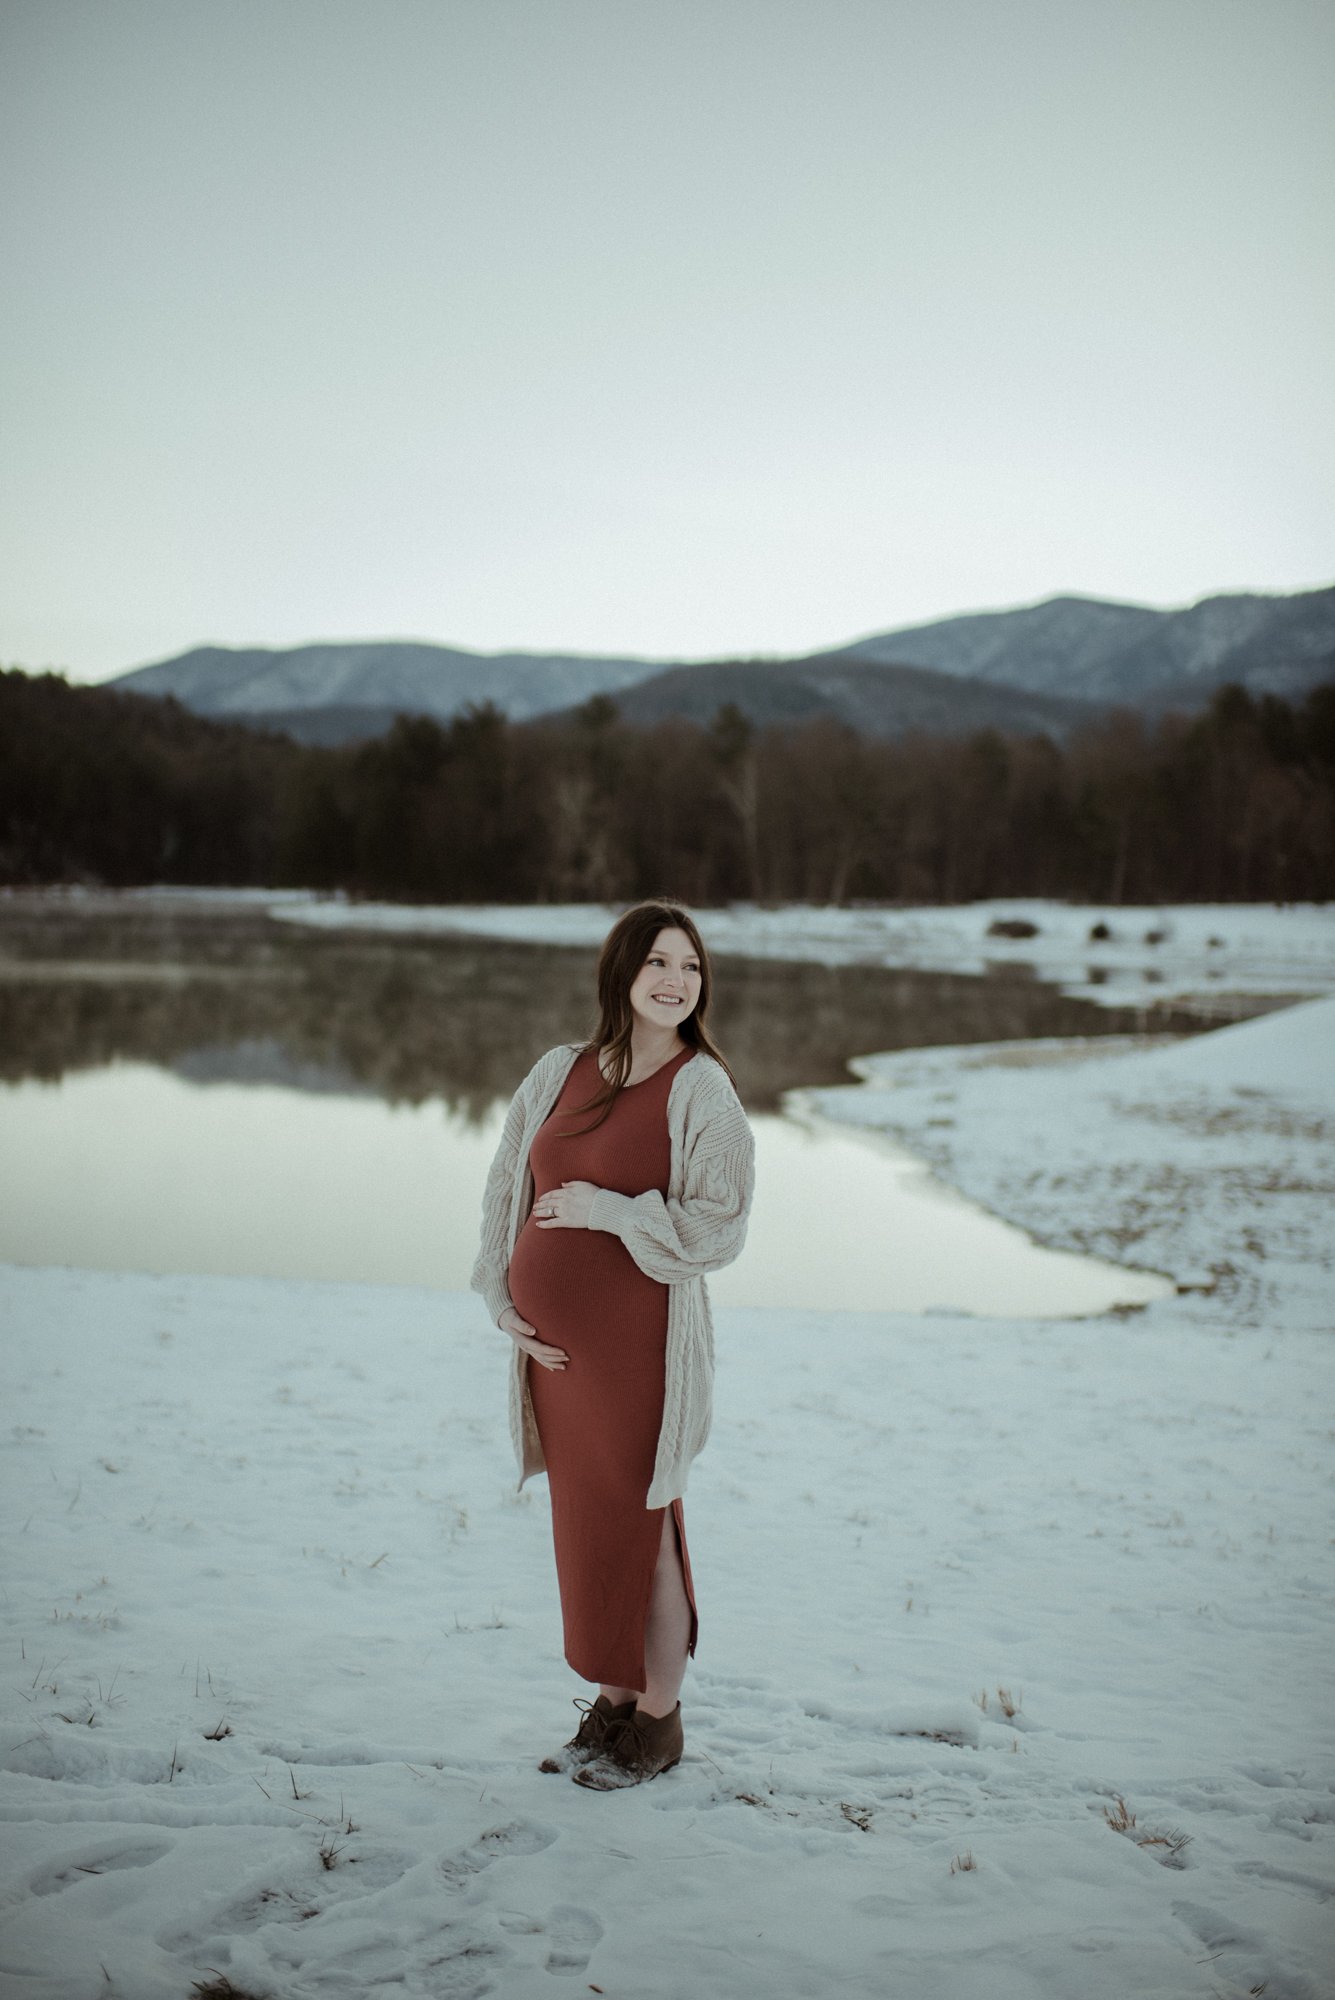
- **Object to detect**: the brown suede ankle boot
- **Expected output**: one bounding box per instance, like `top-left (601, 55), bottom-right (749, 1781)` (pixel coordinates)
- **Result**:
top-left (572, 1702), bottom-right (684, 1789)
top-left (538, 1695), bottom-right (636, 1775)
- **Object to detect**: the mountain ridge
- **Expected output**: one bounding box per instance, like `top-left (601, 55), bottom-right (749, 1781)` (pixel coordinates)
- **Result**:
top-left (589, 651), bottom-right (1100, 742)
top-left (103, 582), bottom-right (1335, 745)
top-left (835, 584), bottom-right (1335, 705)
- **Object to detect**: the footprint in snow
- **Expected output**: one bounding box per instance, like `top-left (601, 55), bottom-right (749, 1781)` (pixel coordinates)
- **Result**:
top-left (1234, 1858), bottom-right (1335, 1901)
top-left (1171, 1898), bottom-right (1265, 1956)
top-left (543, 1904), bottom-right (603, 1976)
top-left (439, 1817), bottom-right (559, 1889)
top-left (327, 1923), bottom-right (502, 2000)
top-left (156, 1843), bottom-right (416, 1951)
top-left (30, 1839), bottom-right (171, 1896)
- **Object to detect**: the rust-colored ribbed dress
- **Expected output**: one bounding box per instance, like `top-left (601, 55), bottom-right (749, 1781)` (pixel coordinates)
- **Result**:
top-left (506, 1044), bottom-right (700, 1689)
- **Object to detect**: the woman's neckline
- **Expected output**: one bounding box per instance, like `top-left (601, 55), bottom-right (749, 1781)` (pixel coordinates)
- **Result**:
top-left (596, 1042), bottom-right (694, 1090)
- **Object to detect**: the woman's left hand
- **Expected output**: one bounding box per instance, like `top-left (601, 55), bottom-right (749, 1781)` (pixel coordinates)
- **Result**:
top-left (533, 1181), bottom-right (598, 1229)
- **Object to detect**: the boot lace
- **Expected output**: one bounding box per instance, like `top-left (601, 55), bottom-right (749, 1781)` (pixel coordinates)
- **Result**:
top-left (598, 1711), bottom-right (651, 1772)
top-left (568, 1697), bottom-right (610, 1751)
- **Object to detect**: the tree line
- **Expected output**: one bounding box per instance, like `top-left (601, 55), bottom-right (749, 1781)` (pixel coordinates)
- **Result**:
top-left (2, 667), bottom-right (1332, 904)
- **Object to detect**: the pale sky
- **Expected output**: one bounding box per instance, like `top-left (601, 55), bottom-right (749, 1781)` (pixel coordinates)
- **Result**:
top-left (2, 0), bottom-right (1332, 684)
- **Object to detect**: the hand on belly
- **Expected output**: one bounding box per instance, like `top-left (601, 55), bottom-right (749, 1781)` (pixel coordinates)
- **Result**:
top-left (533, 1180), bottom-right (598, 1228)
top-left (497, 1305), bottom-right (568, 1371)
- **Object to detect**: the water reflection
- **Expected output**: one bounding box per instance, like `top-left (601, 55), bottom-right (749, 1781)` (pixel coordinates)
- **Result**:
top-left (0, 893), bottom-right (1195, 1315)
top-left (0, 890), bottom-right (1207, 1115)
top-left (0, 1061), bottom-right (1170, 1315)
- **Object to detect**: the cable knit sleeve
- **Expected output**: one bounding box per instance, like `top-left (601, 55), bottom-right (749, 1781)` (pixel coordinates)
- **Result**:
top-left (586, 1084), bottom-right (755, 1283)
top-left (470, 1074), bottom-right (528, 1327)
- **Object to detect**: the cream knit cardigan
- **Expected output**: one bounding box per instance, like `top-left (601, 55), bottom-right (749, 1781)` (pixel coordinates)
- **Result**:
top-left (471, 1041), bottom-right (756, 1509)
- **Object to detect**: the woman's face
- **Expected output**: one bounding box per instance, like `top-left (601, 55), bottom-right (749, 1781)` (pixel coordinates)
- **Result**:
top-left (627, 926), bottom-right (703, 1033)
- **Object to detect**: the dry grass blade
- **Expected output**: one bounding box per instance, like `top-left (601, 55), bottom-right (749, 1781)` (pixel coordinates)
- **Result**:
top-left (975, 1685), bottom-right (1022, 1718)
top-left (1136, 1826), bottom-right (1192, 1865)
top-left (1103, 1792), bottom-right (1191, 1867)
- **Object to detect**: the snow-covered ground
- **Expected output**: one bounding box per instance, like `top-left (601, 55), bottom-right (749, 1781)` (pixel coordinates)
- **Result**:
top-left (2, 939), bottom-right (1334, 1997)
top-left (270, 893), bottom-right (1335, 1014)
top-left (797, 994), bottom-right (1335, 1337)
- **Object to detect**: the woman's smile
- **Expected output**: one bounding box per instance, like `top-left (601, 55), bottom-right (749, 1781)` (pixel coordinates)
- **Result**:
top-left (629, 930), bottom-right (702, 1029)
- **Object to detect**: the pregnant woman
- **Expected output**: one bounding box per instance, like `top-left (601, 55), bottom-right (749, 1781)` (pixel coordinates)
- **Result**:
top-left (471, 899), bottom-right (755, 1789)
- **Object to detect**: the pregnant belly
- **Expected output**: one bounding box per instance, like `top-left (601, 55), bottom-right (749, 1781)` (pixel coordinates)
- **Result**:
top-left (508, 1214), bottom-right (668, 1345)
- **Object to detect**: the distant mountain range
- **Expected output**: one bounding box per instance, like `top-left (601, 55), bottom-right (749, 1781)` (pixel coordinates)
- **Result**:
top-left (598, 653), bottom-right (1094, 740)
top-left (830, 587), bottom-right (1335, 708)
top-left (106, 584), bottom-right (1335, 747)
top-left (109, 640), bottom-right (667, 740)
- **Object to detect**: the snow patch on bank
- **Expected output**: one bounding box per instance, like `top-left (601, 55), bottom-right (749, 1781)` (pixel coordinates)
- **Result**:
top-left (268, 893), bottom-right (1335, 1012)
top-left (801, 994), bottom-right (1335, 1334)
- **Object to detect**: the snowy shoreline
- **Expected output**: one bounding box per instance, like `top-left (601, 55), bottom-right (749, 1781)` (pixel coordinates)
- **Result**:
top-left (13, 884), bottom-right (1335, 1014)
top-left (266, 891), bottom-right (1335, 1016)
top-left (795, 994), bottom-right (1335, 1335)
top-left (2, 921), bottom-right (1333, 1996)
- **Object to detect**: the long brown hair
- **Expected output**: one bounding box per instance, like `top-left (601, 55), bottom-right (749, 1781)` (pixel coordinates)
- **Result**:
top-left (560, 899), bottom-right (737, 1133)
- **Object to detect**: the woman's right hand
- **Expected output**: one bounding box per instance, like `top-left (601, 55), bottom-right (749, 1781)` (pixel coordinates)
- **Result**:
top-left (497, 1307), bottom-right (568, 1371)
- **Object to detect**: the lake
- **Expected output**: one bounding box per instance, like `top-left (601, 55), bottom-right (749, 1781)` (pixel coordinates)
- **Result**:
top-left (0, 891), bottom-right (1204, 1315)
